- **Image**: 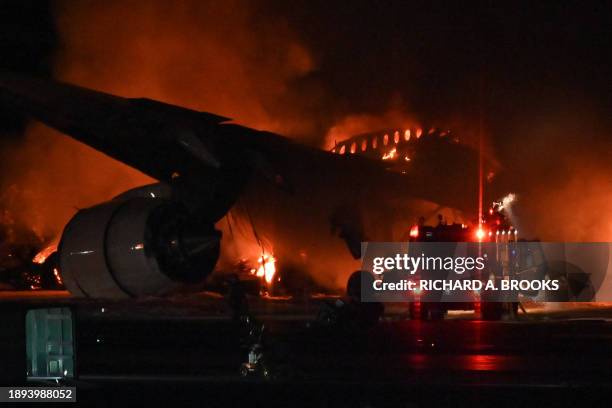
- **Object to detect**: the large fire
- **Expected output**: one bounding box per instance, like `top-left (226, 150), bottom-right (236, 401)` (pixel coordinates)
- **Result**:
top-left (381, 147), bottom-right (397, 160)
top-left (251, 253), bottom-right (276, 284)
top-left (32, 242), bottom-right (58, 264)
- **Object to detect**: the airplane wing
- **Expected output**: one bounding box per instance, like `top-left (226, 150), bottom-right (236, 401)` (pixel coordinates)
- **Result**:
top-left (0, 73), bottom-right (493, 298)
top-left (0, 73), bottom-right (356, 222)
top-left (0, 73), bottom-right (487, 221)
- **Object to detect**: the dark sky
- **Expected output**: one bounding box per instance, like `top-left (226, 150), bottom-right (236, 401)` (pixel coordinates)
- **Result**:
top-left (0, 0), bottom-right (57, 137)
top-left (268, 1), bottom-right (611, 145)
top-left (1, 1), bottom-right (610, 141)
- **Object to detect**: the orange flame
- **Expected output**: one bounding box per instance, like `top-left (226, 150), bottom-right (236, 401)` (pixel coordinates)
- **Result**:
top-left (251, 253), bottom-right (276, 284)
top-left (32, 242), bottom-right (58, 264)
top-left (53, 267), bottom-right (63, 286)
top-left (382, 147), bottom-right (397, 160)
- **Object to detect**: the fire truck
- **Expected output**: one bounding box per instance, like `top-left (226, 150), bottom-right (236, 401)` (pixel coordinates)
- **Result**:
top-left (406, 202), bottom-right (524, 320)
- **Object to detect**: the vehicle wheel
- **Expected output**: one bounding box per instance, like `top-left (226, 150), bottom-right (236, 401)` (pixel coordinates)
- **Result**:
top-left (409, 303), bottom-right (446, 320)
top-left (428, 308), bottom-right (446, 320)
top-left (240, 364), bottom-right (250, 377)
top-left (480, 302), bottom-right (503, 320)
top-left (511, 302), bottom-right (519, 316)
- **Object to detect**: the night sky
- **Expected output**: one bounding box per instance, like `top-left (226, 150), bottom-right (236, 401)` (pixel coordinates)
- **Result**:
top-left (2, 1), bottom-right (610, 137)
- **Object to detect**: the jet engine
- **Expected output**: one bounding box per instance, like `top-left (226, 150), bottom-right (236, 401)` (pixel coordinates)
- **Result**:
top-left (58, 196), bottom-right (220, 298)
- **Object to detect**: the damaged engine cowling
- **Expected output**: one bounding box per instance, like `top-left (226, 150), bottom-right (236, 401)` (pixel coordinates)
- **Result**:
top-left (59, 196), bottom-right (220, 298)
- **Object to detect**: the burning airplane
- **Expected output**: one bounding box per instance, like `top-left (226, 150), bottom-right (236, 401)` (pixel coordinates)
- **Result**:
top-left (0, 73), bottom-right (500, 298)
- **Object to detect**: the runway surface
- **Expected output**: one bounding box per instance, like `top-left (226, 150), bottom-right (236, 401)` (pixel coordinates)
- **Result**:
top-left (2, 291), bottom-right (612, 406)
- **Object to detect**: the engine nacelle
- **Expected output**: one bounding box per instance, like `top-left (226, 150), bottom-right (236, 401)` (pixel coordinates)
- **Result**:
top-left (59, 197), bottom-right (220, 298)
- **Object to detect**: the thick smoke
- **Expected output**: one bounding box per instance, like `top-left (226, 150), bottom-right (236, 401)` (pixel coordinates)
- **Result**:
top-left (4, 0), bottom-right (331, 241)
top-left (499, 109), bottom-right (612, 242)
top-left (1, 0), bottom-right (609, 271)
top-left (54, 0), bottom-right (322, 135)
top-left (1, 124), bottom-right (150, 242)
top-left (324, 103), bottom-right (420, 150)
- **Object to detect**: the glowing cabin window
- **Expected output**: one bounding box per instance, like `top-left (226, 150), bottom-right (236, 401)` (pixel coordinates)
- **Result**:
top-left (361, 139), bottom-right (367, 151)
top-left (383, 134), bottom-right (389, 146)
top-left (404, 129), bottom-right (411, 141)
top-left (394, 131), bottom-right (400, 144)
top-left (372, 137), bottom-right (378, 149)
top-left (350, 142), bottom-right (357, 154)
top-left (428, 128), bottom-right (436, 135)
top-left (339, 145), bottom-right (346, 154)
top-left (416, 128), bottom-right (422, 138)
top-left (332, 147), bottom-right (336, 153)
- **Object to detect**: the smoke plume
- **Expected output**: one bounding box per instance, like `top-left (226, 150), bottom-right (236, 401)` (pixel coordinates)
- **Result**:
top-left (4, 0), bottom-right (329, 240)
top-left (1, 0), bottom-right (609, 262)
